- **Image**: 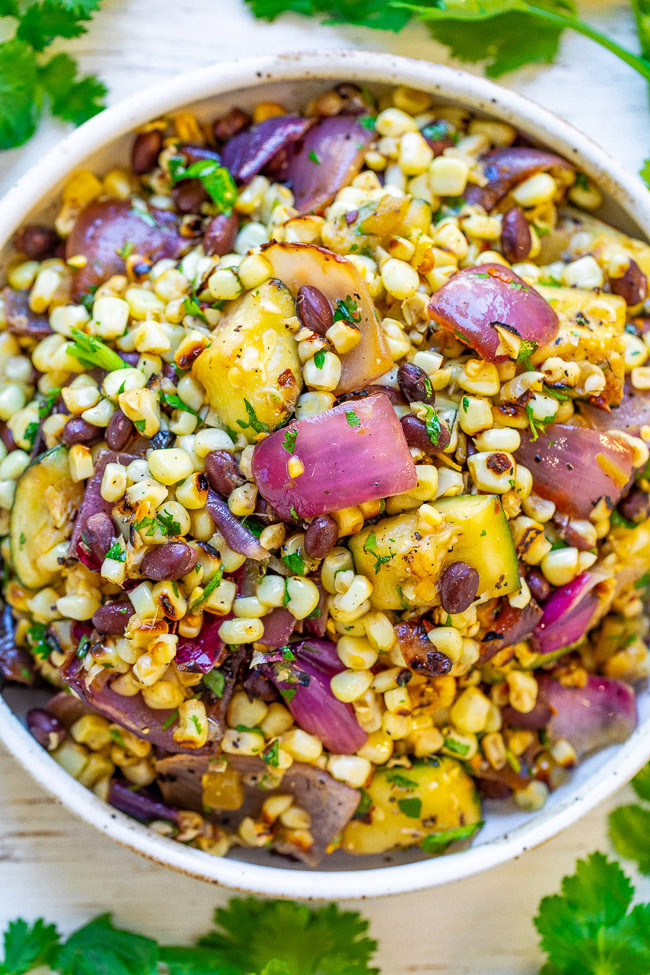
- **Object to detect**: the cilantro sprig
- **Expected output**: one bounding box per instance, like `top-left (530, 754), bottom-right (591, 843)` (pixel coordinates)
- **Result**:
top-left (68, 329), bottom-right (127, 373)
top-left (246, 0), bottom-right (650, 83)
top-left (0, 4), bottom-right (106, 150)
top-left (609, 761), bottom-right (650, 876)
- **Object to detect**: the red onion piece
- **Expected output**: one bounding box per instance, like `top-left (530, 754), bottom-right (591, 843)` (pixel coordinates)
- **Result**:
top-left (175, 614), bottom-right (227, 673)
top-left (282, 116), bottom-right (374, 214)
top-left (581, 381), bottom-right (650, 438)
top-left (252, 393), bottom-right (416, 520)
top-left (479, 599), bottom-right (544, 662)
top-left (539, 674), bottom-right (637, 758)
top-left (533, 571), bottom-right (604, 656)
top-left (259, 608), bottom-right (296, 649)
top-left (304, 575), bottom-right (328, 639)
top-left (1, 287), bottom-right (52, 338)
top-left (464, 147), bottom-right (574, 212)
top-left (0, 603), bottom-right (33, 685)
top-left (259, 639), bottom-right (367, 754)
top-left (108, 779), bottom-right (179, 824)
top-left (221, 116), bottom-right (312, 184)
top-left (516, 425), bottom-right (635, 521)
top-left (501, 699), bottom-right (553, 731)
top-left (428, 264), bottom-right (559, 362)
top-left (205, 490), bottom-right (269, 560)
top-left (66, 198), bottom-right (188, 300)
top-left (69, 450), bottom-right (139, 559)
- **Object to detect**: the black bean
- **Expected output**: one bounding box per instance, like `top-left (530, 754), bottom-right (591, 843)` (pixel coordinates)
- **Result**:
top-left (397, 362), bottom-right (435, 405)
top-left (172, 179), bottom-right (208, 214)
top-left (501, 207), bottom-right (532, 263)
top-left (213, 107), bottom-right (251, 142)
top-left (105, 408), bottom-right (133, 450)
top-left (400, 413), bottom-right (450, 455)
top-left (85, 512), bottom-right (116, 564)
top-left (14, 225), bottom-right (59, 261)
top-left (526, 567), bottom-right (551, 603)
top-left (150, 429), bottom-right (176, 449)
top-left (131, 129), bottom-right (163, 174)
top-left (203, 212), bottom-right (239, 256)
top-left (92, 601), bottom-right (135, 635)
top-left (62, 417), bottom-right (101, 445)
top-left (296, 285), bottom-right (333, 335)
top-left (304, 515), bottom-right (339, 560)
top-left (618, 487), bottom-right (650, 524)
top-left (439, 561), bottom-right (479, 614)
top-left (142, 541), bottom-right (197, 581)
top-left (204, 450), bottom-right (245, 497)
top-left (610, 259), bottom-right (648, 306)
top-left (27, 708), bottom-right (66, 751)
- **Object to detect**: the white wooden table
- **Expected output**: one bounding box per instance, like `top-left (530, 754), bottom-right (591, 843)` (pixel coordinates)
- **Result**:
top-left (1, 2), bottom-right (649, 970)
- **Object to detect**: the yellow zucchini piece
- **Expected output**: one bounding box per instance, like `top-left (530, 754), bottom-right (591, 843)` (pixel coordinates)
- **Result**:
top-left (343, 758), bottom-right (482, 855)
top-left (350, 494), bottom-right (519, 611)
top-left (192, 279), bottom-right (302, 442)
top-left (10, 445), bottom-right (83, 590)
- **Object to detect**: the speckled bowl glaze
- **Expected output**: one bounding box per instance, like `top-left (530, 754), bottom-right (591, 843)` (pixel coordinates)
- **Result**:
top-left (1, 51), bottom-right (649, 899)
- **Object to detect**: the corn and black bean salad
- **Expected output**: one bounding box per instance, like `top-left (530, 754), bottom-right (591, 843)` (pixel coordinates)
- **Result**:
top-left (1, 82), bottom-right (649, 865)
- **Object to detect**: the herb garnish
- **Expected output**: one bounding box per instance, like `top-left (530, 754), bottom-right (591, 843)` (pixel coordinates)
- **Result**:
top-left (68, 329), bottom-right (127, 373)
top-left (105, 542), bottom-right (125, 562)
top-left (282, 552), bottom-right (305, 576)
top-left (203, 668), bottom-right (226, 697)
top-left (333, 295), bottom-right (362, 325)
top-left (237, 399), bottom-right (270, 434)
top-left (169, 156), bottom-right (238, 214)
top-left (158, 390), bottom-right (201, 418)
top-left (345, 410), bottom-right (361, 428)
top-left (282, 428), bottom-right (297, 453)
top-left (363, 532), bottom-right (394, 575)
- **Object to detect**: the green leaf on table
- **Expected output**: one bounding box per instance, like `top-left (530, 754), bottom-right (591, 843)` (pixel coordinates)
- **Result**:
top-left (0, 39), bottom-right (38, 150)
top-left (158, 945), bottom-right (240, 975)
top-left (641, 159), bottom-right (650, 188)
top-left (609, 804), bottom-right (650, 875)
top-left (200, 899), bottom-right (379, 975)
top-left (56, 914), bottom-right (159, 975)
top-left (39, 52), bottom-right (106, 125)
top-left (16, 0), bottom-right (102, 52)
top-left (631, 761), bottom-right (650, 801)
top-left (245, 0), bottom-right (410, 31)
top-left (535, 852), bottom-right (650, 975)
top-left (0, 918), bottom-right (61, 975)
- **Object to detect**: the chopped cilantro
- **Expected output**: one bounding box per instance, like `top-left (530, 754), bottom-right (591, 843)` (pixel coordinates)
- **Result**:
top-left (517, 338), bottom-right (538, 370)
top-left (68, 329), bottom-right (127, 373)
top-left (461, 396), bottom-right (469, 412)
top-left (262, 739), bottom-right (280, 767)
top-left (191, 568), bottom-right (224, 608)
top-left (313, 349), bottom-right (326, 369)
top-left (353, 788), bottom-right (373, 820)
top-left (158, 390), bottom-right (201, 418)
top-left (444, 736), bottom-right (470, 757)
top-left (156, 509), bottom-right (182, 537)
top-left (169, 157), bottom-right (238, 214)
top-left (38, 387), bottom-right (61, 419)
top-left (116, 239), bottom-right (134, 260)
top-left (161, 709), bottom-right (179, 730)
top-left (421, 821), bottom-right (483, 853)
top-left (183, 295), bottom-right (208, 323)
top-left (422, 404), bottom-right (441, 446)
top-left (237, 399), bottom-right (270, 434)
top-left (333, 295), bottom-right (361, 325)
top-left (397, 797), bottom-right (422, 819)
top-left (359, 115), bottom-right (376, 130)
top-left (24, 421), bottom-right (39, 448)
top-left (386, 771), bottom-right (418, 788)
top-left (289, 505), bottom-right (299, 520)
top-left (282, 428), bottom-right (297, 453)
top-left (105, 542), bottom-right (125, 562)
top-left (134, 419), bottom-right (146, 433)
top-left (345, 410), bottom-right (361, 428)
top-left (191, 715), bottom-right (204, 736)
top-left (282, 552), bottom-right (305, 575)
top-left (308, 150), bottom-right (320, 164)
top-left (363, 532), bottom-right (394, 575)
top-left (203, 668), bottom-right (226, 697)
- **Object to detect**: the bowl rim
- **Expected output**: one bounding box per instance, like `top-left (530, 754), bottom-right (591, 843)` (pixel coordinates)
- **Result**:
top-left (1, 49), bottom-right (649, 900)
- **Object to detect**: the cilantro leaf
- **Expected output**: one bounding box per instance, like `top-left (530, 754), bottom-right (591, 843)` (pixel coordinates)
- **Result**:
top-left (38, 387), bottom-right (61, 419)
top-left (0, 918), bottom-right (60, 975)
top-left (282, 428), bottom-right (297, 454)
top-left (56, 914), bottom-right (158, 975)
top-left (68, 329), bottom-right (128, 373)
top-left (534, 853), bottom-right (650, 975)
top-left (38, 52), bottom-right (106, 125)
top-left (333, 295), bottom-right (361, 325)
top-left (159, 945), bottom-right (239, 975)
top-left (16, 0), bottom-right (101, 53)
top-left (609, 804), bottom-right (650, 874)
top-left (632, 761), bottom-right (650, 802)
top-left (397, 797), bottom-right (421, 819)
top-left (203, 667), bottom-right (226, 697)
top-left (200, 899), bottom-right (378, 975)
top-left (170, 157), bottom-right (237, 214)
top-left (245, 0), bottom-right (409, 31)
top-left (237, 399), bottom-right (270, 434)
top-left (282, 551), bottom-right (305, 576)
top-left (345, 410), bottom-right (361, 428)
top-left (0, 39), bottom-right (38, 150)
top-left (517, 338), bottom-right (538, 370)
top-left (105, 542), bottom-right (125, 562)
top-left (156, 508), bottom-right (182, 537)
top-left (159, 390), bottom-right (201, 419)
top-left (422, 404), bottom-right (441, 446)
top-left (642, 158), bottom-right (650, 189)
top-left (421, 822), bottom-right (483, 853)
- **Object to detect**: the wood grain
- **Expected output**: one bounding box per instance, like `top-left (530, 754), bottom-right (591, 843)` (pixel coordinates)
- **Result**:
top-left (0, 2), bottom-right (649, 970)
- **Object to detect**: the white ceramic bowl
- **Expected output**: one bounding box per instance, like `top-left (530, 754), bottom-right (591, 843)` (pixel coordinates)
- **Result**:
top-left (1, 50), bottom-right (649, 899)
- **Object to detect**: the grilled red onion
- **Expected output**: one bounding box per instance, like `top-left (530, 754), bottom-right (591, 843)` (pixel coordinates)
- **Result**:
top-left (580, 380), bottom-right (650, 438)
top-left (175, 614), bottom-right (227, 673)
top-left (205, 490), bottom-right (268, 560)
top-left (428, 264), bottom-right (559, 362)
top-left (516, 425), bottom-right (635, 521)
top-left (69, 450), bottom-right (138, 560)
top-left (538, 674), bottom-right (637, 758)
top-left (479, 599), bottom-right (544, 662)
top-left (252, 393), bottom-right (416, 520)
top-left (221, 116), bottom-right (312, 184)
top-left (533, 571), bottom-right (605, 656)
top-left (108, 779), bottom-right (180, 824)
top-left (259, 608), bottom-right (296, 649)
top-left (1, 287), bottom-right (52, 338)
top-left (464, 146), bottom-right (574, 212)
top-left (0, 603), bottom-right (33, 684)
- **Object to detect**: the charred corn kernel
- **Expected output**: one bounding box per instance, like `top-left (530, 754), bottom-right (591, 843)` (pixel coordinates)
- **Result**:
top-left (63, 169), bottom-right (102, 208)
top-left (459, 359), bottom-right (500, 396)
top-left (382, 711), bottom-right (411, 739)
top-left (451, 638), bottom-right (480, 677)
top-left (550, 737), bottom-right (578, 768)
top-left (512, 173), bottom-right (557, 207)
top-left (429, 157), bottom-right (469, 197)
top-left (128, 582), bottom-right (157, 619)
top-left (381, 318), bottom-right (411, 359)
top-left (102, 550), bottom-right (126, 586)
top-left (541, 546), bottom-right (579, 587)
top-left (103, 367), bottom-right (146, 400)
top-left (218, 617), bottom-right (264, 644)
top-left (330, 668), bottom-right (373, 703)
top-left (285, 576), bottom-right (320, 620)
top-left (279, 805), bottom-right (312, 830)
top-left (336, 635), bottom-right (378, 670)
top-left (321, 548), bottom-right (353, 593)
top-left (281, 728), bottom-right (323, 763)
top-left (193, 430), bottom-right (234, 459)
top-left (118, 387), bottom-right (160, 437)
top-left (256, 574), bottom-right (286, 608)
top-left (468, 451), bottom-right (515, 494)
top-left (8, 260), bottom-right (39, 290)
top-left (100, 462), bottom-right (127, 503)
top-left (624, 333), bottom-right (648, 370)
top-left (68, 444), bottom-right (94, 482)
top-left (208, 267), bottom-right (242, 301)
top-left (56, 592), bottom-right (100, 621)
top-left (427, 626), bottom-right (463, 663)
top-left (376, 107), bottom-right (418, 137)
top-left (132, 320), bottom-right (171, 354)
top-left (458, 395), bottom-right (493, 435)
top-left (393, 86), bottom-right (432, 114)
top-left (522, 492), bottom-right (556, 523)
top-left (0, 450), bottom-right (29, 481)
top-left (335, 575), bottom-right (374, 615)
top-left (303, 351), bottom-right (341, 391)
top-left (82, 397), bottom-right (114, 428)
top-left (260, 702), bottom-right (294, 739)
top-left (227, 691), bottom-right (268, 730)
top-left (482, 731), bottom-right (507, 770)
top-left (330, 505), bottom-right (364, 537)
top-left (434, 467), bottom-right (464, 499)
top-left (450, 686), bottom-right (491, 734)
top-left (352, 688), bottom-right (382, 733)
top-left (126, 477), bottom-right (168, 508)
top-left (631, 365), bottom-right (650, 390)
top-left (568, 176), bottom-right (602, 210)
top-left (398, 131), bottom-right (434, 175)
top-left (124, 286), bottom-right (164, 321)
top-left (238, 816), bottom-right (272, 847)
top-left (0, 385), bottom-right (25, 422)
top-left (152, 580), bottom-right (187, 620)
top-left (327, 755), bottom-right (372, 788)
top-left (233, 596), bottom-right (267, 620)
top-left (384, 685), bottom-right (411, 715)
top-left (262, 794), bottom-right (293, 823)
top-left (222, 726), bottom-right (265, 755)
top-left (78, 753), bottom-right (116, 788)
top-left (70, 714), bottom-right (112, 750)
top-left (474, 427), bottom-right (521, 452)
top-left (506, 671), bottom-right (538, 714)
top-left (381, 258), bottom-right (419, 300)
top-left (252, 100), bottom-right (285, 123)
top-left (29, 267), bottom-right (62, 313)
top-left (468, 118), bottom-right (516, 145)
top-left (62, 381), bottom-right (101, 416)
top-left (92, 296), bottom-right (129, 339)
top-left (283, 456), bottom-right (304, 482)
top-left (326, 320), bottom-right (361, 355)
top-left (142, 680), bottom-right (185, 710)
top-left (410, 727), bottom-right (444, 758)
top-left (175, 472), bottom-right (209, 509)
top-left (0, 479), bottom-right (16, 510)
top-left (562, 255), bottom-right (604, 289)
top-left (173, 698), bottom-right (209, 748)
top-left (259, 523), bottom-right (285, 551)
top-left (201, 577), bottom-right (237, 615)
top-left (4, 355), bottom-right (32, 384)
top-left (357, 730), bottom-right (394, 765)
top-left (363, 611), bottom-right (395, 652)
top-left (514, 780), bottom-right (549, 812)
